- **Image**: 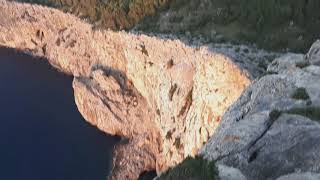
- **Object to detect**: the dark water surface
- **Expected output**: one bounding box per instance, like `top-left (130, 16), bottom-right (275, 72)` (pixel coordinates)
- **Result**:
top-left (0, 47), bottom-right (118, 180)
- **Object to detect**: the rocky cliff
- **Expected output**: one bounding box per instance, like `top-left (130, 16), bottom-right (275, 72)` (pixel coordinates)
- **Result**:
top-left (0, 0), bottom-right (262, 179)
top-left (2, 1), bottom-right (319, 180)
top-left (201, 40), bottom-right (320, 179)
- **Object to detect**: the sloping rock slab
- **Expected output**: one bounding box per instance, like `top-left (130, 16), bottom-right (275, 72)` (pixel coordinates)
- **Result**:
top-left (201, 41), bottom-right (320, 180)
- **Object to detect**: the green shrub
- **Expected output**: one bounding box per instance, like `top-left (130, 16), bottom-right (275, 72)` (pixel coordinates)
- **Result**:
top-left (15, 0), bottom-right (58, 7)
top-left (258, 61), bottom-right (267, 70)
top-left (269, 109), bottom-right (282, 122)
top-left (296, 61), bottom-right (311, 68)
top-left (291, 88), bottom-right (310, 100)
top-left (158, 156), bottom-right (219, 180)
top-left (286, 107), bottom-right (320, 121)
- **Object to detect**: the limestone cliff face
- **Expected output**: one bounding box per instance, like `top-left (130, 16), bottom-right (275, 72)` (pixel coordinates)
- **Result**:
top-left (0, 0), bottom-right (252, 179)
top-left (123, 35), bottom-right (251, 171)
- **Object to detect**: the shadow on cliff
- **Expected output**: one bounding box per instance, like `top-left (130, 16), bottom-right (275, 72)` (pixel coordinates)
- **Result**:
top-left (0, 46), bottom-right (122, 180)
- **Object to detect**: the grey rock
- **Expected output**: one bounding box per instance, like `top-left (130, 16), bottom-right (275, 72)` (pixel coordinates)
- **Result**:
top-left (208, 43), bottom-right (280, 79)
top-left (201, 42), bottom-right (320, 180)
top-left (267, 53), bottom-right (305, 74)
top-left (276, 172), bottom-right (320, 180)
top-left (218, 165), bottom-right (247, 180)
top-left (306, 40), bottom-right (320, 66)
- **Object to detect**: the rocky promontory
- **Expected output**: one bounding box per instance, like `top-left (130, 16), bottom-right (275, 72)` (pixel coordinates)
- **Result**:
top-left (1, 0), bottom-right (320, 180)
top-left (0, 0), bottom-right (252, 179)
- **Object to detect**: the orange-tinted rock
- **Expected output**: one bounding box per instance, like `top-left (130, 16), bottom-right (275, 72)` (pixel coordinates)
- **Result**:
top-left (0, 0), bottom-right (251, 179)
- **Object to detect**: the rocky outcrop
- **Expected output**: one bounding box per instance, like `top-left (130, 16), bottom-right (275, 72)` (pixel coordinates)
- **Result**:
top-left (0, 0), bottom-right (263, 179)
top-left (2, 1), bottom-right (320, 180)
top-left (201, 41), bottom-right (320, 179)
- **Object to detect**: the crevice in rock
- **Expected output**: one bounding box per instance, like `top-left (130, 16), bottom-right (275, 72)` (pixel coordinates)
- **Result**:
top-left (235, 90), bottom-right (253, 122)
top-left (166, 59), bottom-right (174, 69)
top-left (168, 83), bottom-right (177, 101)
top-left (215, 112), bottom-right (280, 163)
top-left (246, 118), bottom-right (277, 152)
top-left (248, 150), bottom-right (259, 163)
top-left (177, 87), bottom-right (193, 118)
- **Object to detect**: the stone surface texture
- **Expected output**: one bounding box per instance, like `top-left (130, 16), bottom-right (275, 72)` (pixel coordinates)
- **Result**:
top-left (218, 165), bottom-right (247, 180)
top-left (201, 40), bottom-right (320, 180)
top-left (276, 172), bottom-right (320, 180)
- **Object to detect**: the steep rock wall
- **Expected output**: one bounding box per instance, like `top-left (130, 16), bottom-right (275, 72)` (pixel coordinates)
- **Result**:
top-left (0, 0), bottom-right (251, 179)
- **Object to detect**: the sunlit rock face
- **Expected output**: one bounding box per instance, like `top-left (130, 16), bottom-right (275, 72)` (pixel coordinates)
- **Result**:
top-left (0, 0), bottom-right (251, 179)
top-left (73, 70), bottom-right (161, 180)
top-left (123, 34), bottom-right (250, 171)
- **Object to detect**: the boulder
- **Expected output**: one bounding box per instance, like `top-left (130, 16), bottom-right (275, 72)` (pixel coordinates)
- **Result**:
top-left (306, 40), bottom-right (320, 66)
top-left (218, 165), bottom-right (247, 180)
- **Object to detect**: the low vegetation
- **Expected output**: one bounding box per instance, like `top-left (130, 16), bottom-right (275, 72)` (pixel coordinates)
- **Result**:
top-left (15, 0), bottom-right (168, 30)
top-left (291, 87), bottom-right (310, 100)
top-left (286, 107), bottom-right (320, 122)
top-left (14, 0), bottom-right (57, 7)
top-left (269, 109), bottom-right (282, 122)
top-left (138, 0), bottom-right (320, 52)
top-left (16, 0), bottom-right (320, 52)
top-left (296, 61), bottom-right (311, 68)
top-left (158, 156), bottom-right (219, 180)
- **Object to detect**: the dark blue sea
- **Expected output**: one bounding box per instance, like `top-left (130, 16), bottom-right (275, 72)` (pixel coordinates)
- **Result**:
top-left (0, 47), bottom-right (118, 180)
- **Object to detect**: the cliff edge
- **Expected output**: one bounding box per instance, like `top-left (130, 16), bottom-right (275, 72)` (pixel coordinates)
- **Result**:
top-left (0, 0), bottom-right (253, 179)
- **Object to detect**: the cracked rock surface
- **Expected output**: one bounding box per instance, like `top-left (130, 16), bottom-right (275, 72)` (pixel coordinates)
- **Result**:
top-left (201, 41), bottom-right (320, 180)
